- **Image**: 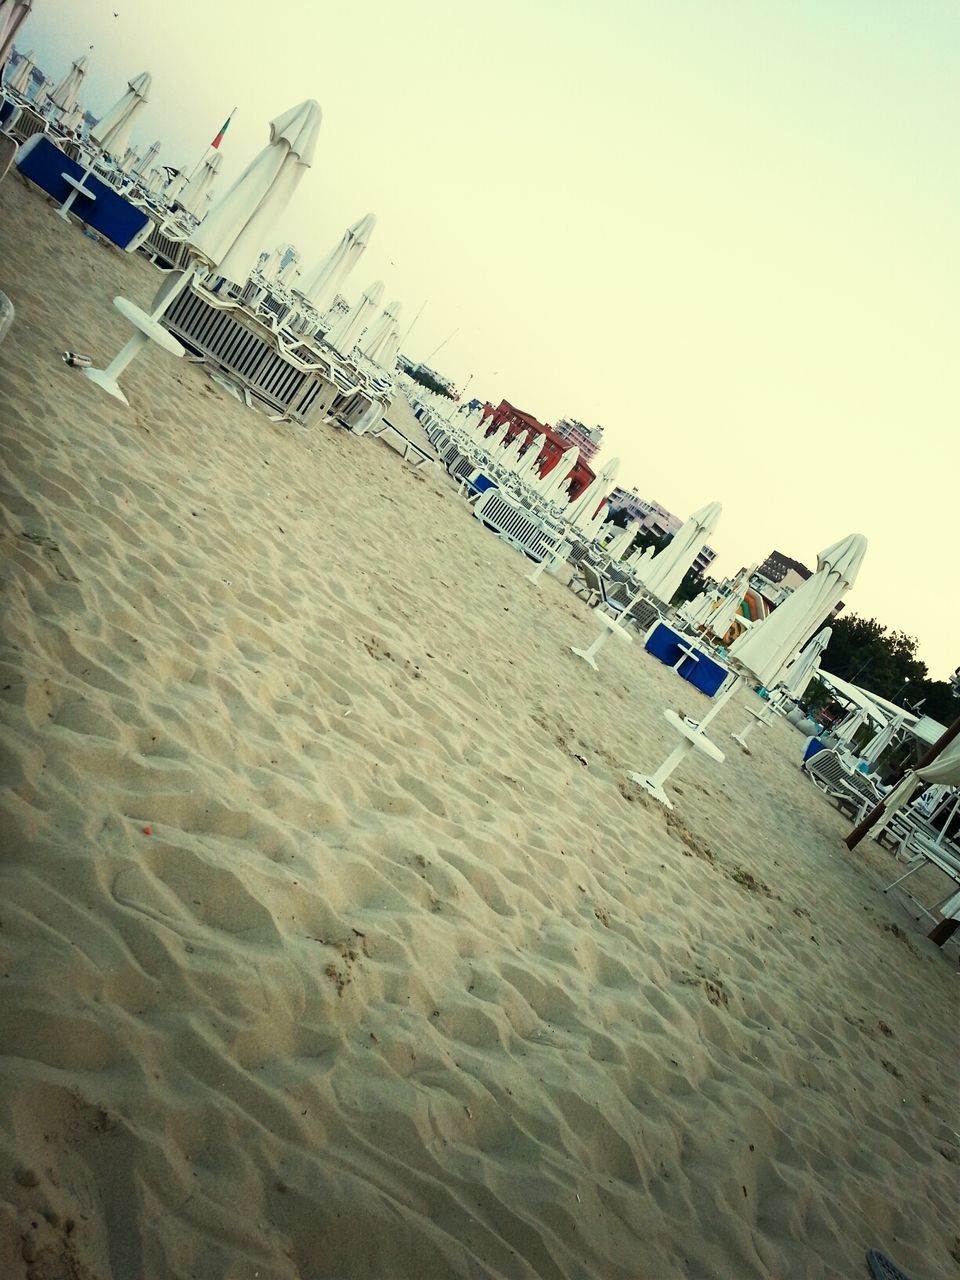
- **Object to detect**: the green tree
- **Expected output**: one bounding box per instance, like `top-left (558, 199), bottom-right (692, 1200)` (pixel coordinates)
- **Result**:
top-left (821, 614), bottom-right (957, 721)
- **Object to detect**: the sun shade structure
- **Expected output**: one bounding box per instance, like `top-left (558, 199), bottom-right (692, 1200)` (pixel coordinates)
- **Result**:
top-left (566, 456), bottom-right (620, 529)
top-left (49, 53), bottom-right (87, 114)
top-left (178, 148), bottom-right (222, 217)
top-left (0, 0), bottom-right (32, 69)
top-left (778, 626), bottom-right (831, 699)
top-left (90, 72), bottom-right (151, 157)
top-left (708, 564), bottom-right (756, 640)
top-left (323, 279), bottom-right (384, 358)
top-left (135, 139), bottom-right (161, 177)
top-left (301, 213), bottom-right (376, 312)
top-left (7, 46), bottom-right (35, 94)
top-left (190, 98), bottom-right (321, 286)
top-left (359, 299), bottom-right (400, 357)
top-left (641, 502), bottom-right (721, 607)
top-left (729, 534), bottom-right (867, 689)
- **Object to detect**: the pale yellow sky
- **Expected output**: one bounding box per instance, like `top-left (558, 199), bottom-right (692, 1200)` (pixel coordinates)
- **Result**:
top-left (23, 0), bottom-right (959, 678)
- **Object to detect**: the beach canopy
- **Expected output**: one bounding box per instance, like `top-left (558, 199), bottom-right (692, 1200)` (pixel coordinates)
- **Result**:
top-left (90, 72), bottom-right (151, 156)
top-left (324, 279), bottom-right (384, 357)
top-left (779, 625), bottom-right (831, 699)
top-left (874, 730), bottom-right (960, 835)
top-left (191, 99), bottom-right (321, 285)
top-left (359, 298), bottom-right (400, 357)
top-left (861, 711), bottom-right (905, 766)
top-left (708, 563), bottom-right (756, 640)
top-left (537, 446), bottom-right (579, 503)
top-left (604, 522), bottom-right (637, 561)
top-left (0, 0), bottom-right (32, 69)
top-left (729, 533), bottom-right (867, 688)
top-left (180, 149), bottom-right (223, 217)
top-left (301, 213), bottom-right (376, 311)
top-left (7, 45), bottom-right (34, 93)
top-left (566, 456), bottom-right (620, 528)
top-left (136, 139), bottom-right (160, 176)
top-left (642, 501), bottom-right (721, 607)
top-left (49, 53), bottom-right (87, 113)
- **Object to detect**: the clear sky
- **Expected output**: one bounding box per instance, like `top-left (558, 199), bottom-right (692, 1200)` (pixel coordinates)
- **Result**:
top-left (19, 0), bottom-right (959, 679)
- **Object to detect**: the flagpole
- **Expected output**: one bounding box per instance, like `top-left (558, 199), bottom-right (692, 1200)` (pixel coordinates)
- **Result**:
top-left (188, 107), bottom-right (236, 180)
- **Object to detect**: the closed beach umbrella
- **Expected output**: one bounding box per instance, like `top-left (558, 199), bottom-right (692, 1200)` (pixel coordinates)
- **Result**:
top-left (163, 168), bottom-right (186, 204)
top-left (143, 166), bottom-right (164, 195)
top-left (324, 279), bottom-right (384, 357)
top-left (301, 212), bottom-right (377, 311)
top-left (180, 149), bottom-right (222, 218)
top-left (498, 432), bottom-right (526, 470)
top-left (258, 244), bottom-right (285, 282)
top-left (191, 99), bottom-right (322, 285)
top-left (642, 501), bottom-right (722, 606)
top-left (516, 436), bottom-right (545, 480)
top-left (729, 533), bottom-right (867, 687)
top-left (537, 446), bottom-right (579, 503)
top-left (374, 325), bottom-right (399, 372)
top-left (708, 563), bottom-right (756, 640)
top-left (485, 419), bottom-right (510, 451)
top-left (0, 0), bottom-right (32, 69)
top-left (360, 299), bottom-right (401, 357)
top-left (49, 53), bottom-right (87, 113)
top-left (779, 626), bottom-right (831, 698)
top-left (605, 522), bottom-right (637, 561)
top-left (91, 71), bottom-right (151, 156)
top-left (567, 456), bottom-right (620, 526)
top-left (136, 139), bottom-right (160, 176)
top-left (7, 46), bottom-right (34, 94)
top-left (862, 711), bottom-right (905, 767)
top-left (277, 249), bottom-right (301, 289)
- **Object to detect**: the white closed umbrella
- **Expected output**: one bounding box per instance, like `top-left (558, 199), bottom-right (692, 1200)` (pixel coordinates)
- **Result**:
top-left (627, 541), bottom-right (656, 573)
top-left (258, 244), bottom-right (285, 283)
top-left (567, 456), bottom-right (620, 526)
top-left (49, 53), bottom-right (87, 113)
top-left (537, 446), bottom-right (579, 503)
top-left (136, 139), bottom-right (161, 177)
top-left (191, 99), bottom-right (322, 285)
top-left (7, 46), bottom-right (34, 94)
top-left (301, 212), bottom-right (377, 311)
top-left (604, 522), bottom-right (637, 561)
top-left (485, 419), bottom-right (510, 451)
top-left (0, 0), bottom-right (32, 70)
top-left (277, 249), bottom-right (301, 289)
top-left (516, 436), bottom-right (545, 480)
top-left (375, 325), bottom-right (400, 372)
top-left (778, 626), bottom-right (831, 699)
top-left (360, 298), bottom-right (401, 357)
top-left (862, 711), bottom-right (905, 767)
top-left (143, 166), bottom-right (164, 195)
top-left (324, 279), bottom-right (384, 357)
top-left (91, 71), bottom-right (150, 156)
top-left (642, 501), bottom-right (722, 607)
top-left (708, 563), bottom-right (756, 641)
top-left (498, 432), bottom-right (527, 470)
top-left (180, 149), bottom-right (222, 218)
top-left (729, 534), bottom-right (867, 688)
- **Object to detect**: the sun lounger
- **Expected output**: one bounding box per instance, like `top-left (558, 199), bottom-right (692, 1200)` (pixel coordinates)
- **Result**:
top-left (139, 219), bottom-right (197, 272)
top-left (802, 748), bottom-right (880, 819)
top-left (474, 488), bottom-right (566, 563)
top-left (0, 98), bottom-right (22, 134)
top-left (883, 832), bottom-right (960, 922)
top-left (160, 278), bottom-right (338, 425)
top-left (9, 103), bottom-right (45, 143)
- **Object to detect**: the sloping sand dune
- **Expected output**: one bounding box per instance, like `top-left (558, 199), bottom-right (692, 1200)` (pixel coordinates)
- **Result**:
top-left (1, 176), bottom-right (957, 1280)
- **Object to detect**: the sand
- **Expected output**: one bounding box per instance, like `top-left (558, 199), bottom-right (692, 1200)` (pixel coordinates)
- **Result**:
top-left (0, 173), bottom-right (957, 1280)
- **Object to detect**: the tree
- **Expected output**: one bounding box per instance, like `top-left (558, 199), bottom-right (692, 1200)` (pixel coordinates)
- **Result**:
top-left (407, 366), bottom-right (455, 399)
top-left (821, 613), bottom-right (957, 721)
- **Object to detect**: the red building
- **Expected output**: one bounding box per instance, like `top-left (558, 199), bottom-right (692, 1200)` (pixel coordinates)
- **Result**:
top-left (480, 400), bottom-right (597, 500)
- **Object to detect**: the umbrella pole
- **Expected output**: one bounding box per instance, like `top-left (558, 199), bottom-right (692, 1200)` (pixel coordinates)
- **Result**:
top-left (844, 714), bottom-right (960, 850)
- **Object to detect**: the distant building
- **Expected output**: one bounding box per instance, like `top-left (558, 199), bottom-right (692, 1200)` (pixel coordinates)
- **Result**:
top-left (483, 400), bottom-right (596, 500)
top-left (608, 487), bottom-right (717, 577)
top-left (553, 418), bottom-right (604, 463)
top-left (751, 550), bottom-right (814, 610)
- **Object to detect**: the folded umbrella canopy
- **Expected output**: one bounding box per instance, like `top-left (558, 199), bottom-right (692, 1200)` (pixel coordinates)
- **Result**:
top-left (536, 446), bottom-right (579, 504)
top-left (0, 0), bottom-right (32, 69)
top-left (728, 533), bottom-right (866, 688)
top-left (135, 138), bottom-right (161, 177)
top-left (359, 298), bottom-right (400, 357)
top-left (604, 522), bottom-right (637, 561)
top-left (324, 279), bottom-right (384, 358)
top-left (301, 213), bottom-right (376, 311)
top-left (566, 456), bottom-right (620, 528)
top-left (708, 563), bottom-right (756, 640)
top-left (7, 46), bottom-right (34, 94)
top-left (778, 625), bottom-right (831, 699)
top-left (90, 72), bottom-right (151, 156)
top-left (641, 501), bottom-right (722, 607)
top-left (191, 99), bottom-right (321, 285)
top-left (49, 52), bottom-right (87, 113)
top-left (180, 149), bottom-right (222, 218)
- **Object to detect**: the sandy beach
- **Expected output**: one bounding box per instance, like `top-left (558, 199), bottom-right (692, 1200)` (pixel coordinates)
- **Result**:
top-left (1, 174), bottom-right (958, 1280)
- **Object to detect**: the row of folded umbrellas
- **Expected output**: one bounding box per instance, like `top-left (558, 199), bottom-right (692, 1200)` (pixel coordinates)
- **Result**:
top-left (442, 401), bottom-right (868, 704)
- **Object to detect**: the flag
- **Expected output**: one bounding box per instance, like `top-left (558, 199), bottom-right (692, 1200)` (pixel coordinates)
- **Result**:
top-left (210, 110), bottom-right (234, 150)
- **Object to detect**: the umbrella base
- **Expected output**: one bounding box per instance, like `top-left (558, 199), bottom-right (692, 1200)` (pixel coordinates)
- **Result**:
top-left (81, 367), bottom-right (129, 404)
top-left (627, 771), bottom-right (673, 809)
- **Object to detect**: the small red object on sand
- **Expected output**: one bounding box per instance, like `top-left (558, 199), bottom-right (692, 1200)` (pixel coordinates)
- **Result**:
top-left (142, 826), bottom-right (153, 836)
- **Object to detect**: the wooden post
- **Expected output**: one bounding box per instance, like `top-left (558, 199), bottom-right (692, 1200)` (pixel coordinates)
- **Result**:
top-left (844, 715), bottom-right (960, 851)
